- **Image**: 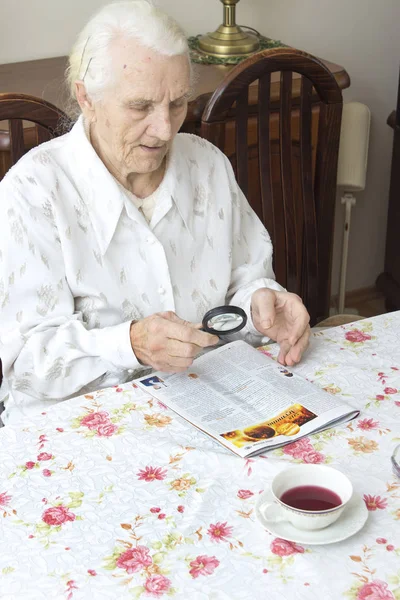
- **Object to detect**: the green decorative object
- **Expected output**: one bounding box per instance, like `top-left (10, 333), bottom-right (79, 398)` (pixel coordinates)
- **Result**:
top-left (188, 34), bottom-right (286, 65)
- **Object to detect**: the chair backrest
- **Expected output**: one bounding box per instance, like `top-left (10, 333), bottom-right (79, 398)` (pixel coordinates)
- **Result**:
top-left (200, 48), bottom-right (343, 325)
top-left (0, 92), bottom-right (71, 178)
top-left (0, 93), bottom-right (71, 390)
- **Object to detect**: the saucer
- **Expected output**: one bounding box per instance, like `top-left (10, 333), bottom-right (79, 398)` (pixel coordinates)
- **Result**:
top-left (255, 491), bottom-right (368, 545)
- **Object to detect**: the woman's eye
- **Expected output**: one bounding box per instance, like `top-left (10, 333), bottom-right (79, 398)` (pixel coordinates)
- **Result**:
top-left (171, 101), bottom-right (185, 110)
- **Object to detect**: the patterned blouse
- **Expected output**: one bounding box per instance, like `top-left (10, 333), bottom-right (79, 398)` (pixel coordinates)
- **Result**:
top-left (0, 117), bottom-right (283, 423)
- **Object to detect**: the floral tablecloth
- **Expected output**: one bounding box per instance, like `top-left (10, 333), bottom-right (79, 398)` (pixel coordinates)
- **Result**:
top-left (0, 313), bottom-right (400, 600)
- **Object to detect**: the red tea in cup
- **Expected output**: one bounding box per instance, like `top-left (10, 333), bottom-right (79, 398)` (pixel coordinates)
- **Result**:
top-left (280, 485), bottom-right (342, 511)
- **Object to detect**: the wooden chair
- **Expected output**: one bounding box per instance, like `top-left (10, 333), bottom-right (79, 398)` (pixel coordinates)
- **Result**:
top-left (201, 48), bottom-right (343, 326)
top-left (0, 93), bottom-right (71, 392)
top-left (0, 92), bottom-right (70, 180)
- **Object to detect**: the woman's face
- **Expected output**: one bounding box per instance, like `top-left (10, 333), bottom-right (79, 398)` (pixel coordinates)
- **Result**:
top-left (84, 39), bottom-right (191, 178)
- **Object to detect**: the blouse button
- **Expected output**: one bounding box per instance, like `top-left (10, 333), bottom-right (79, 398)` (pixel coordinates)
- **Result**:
top-left (158, 286), bottom-right (166, 296)
top-left (146, 236), bottom-right (155, 245)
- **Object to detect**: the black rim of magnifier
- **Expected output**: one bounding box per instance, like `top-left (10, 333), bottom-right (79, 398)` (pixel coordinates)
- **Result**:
top-left (202, 305), bottom-right (247, 335)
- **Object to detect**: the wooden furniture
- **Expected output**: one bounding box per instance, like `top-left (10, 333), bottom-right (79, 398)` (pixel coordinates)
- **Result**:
top-left (376, 69), bottom-right (400, 311)
top-left (0, 54), bottom-right (350, 179)
top-left (0, 93), bottom-right (69, 177)
top-left (201, 48), bottom-right (343, 325)
top-left (0, 93), bottom-right (69, 390)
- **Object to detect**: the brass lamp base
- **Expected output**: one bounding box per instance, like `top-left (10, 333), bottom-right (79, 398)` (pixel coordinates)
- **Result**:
top-left (198, 0), bottom-right (260, 58)
top-left (198, 25), bottom-right (260, 57)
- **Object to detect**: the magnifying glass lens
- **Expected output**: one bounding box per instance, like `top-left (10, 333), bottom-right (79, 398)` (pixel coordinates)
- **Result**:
top-left (202, 306), bottom-right (247, 336)
top-left (207, 313), bottom-right (244, 332)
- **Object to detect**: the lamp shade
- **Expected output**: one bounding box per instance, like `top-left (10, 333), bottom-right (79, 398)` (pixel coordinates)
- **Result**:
top-left (337, 102), bottom-right (371, 192)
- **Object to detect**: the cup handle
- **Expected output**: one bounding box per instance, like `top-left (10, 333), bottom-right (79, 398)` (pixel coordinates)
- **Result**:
top-left (259, 501), bottom-right (288, 523)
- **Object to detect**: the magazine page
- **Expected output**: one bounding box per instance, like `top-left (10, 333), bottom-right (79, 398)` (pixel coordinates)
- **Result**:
top-left (136, 340), bottom-right (359, 458)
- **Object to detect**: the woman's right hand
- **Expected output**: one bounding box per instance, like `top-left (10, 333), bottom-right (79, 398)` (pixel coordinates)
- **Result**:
top-left (130, 311), bottom-right (219, 372)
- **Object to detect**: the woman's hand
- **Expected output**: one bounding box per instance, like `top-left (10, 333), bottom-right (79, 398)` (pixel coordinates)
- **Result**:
top-left (130, 311), bottom-right (219, 372)
top-left (251, 288), bottom-right (310, 366)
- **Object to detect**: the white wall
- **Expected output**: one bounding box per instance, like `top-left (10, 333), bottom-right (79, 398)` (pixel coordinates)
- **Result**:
top-left (1, 0), bottom-right (399, 294)
top-left (0, 0), bottom-right (265, 64)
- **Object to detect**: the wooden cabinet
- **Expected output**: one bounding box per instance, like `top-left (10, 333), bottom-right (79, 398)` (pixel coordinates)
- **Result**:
top-left (376, 71), bottom-right (400, 310)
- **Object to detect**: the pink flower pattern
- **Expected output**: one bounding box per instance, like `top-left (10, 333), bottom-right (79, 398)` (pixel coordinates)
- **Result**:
top-left (80, 411), bottom-right (110, 430)
top-left (345, 330), bottom-right (372, 343)
top-left (357, 580), bottom-right (395, 600)
top-left (270, 538), bottom-right (305, 556)
top-left (207, 522), bottom-right (233, 543)
top-left (116, 546), bottom-right (152, 574)
top-left (363, 495), bottom-right (388, 511)
top-left (143, 575), bottom-right (171, 596)
top-left (282, 437), bottom-right (326, 463)
top-left (42, 506), bottom-right (76, 526)
top-left (78, 410), bottom-right (120, 437)
top-left (237, 489), bottom-right (254, 499)
top-left (358, 418), bottom-right (379, 430)
top-left (97, 423), bottom-right (118, 437)
top-left (189, 555), bottom-right (220, 579)
top-left (137, 466), bottom-right (167, 482)
top-left (0, 492), bottom-right (11, 508)
top-left (37, 452), bottom-right (53, 461)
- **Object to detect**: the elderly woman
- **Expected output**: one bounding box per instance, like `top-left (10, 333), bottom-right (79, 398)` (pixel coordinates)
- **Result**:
top-left (0, 0), bottom-right (310, 424)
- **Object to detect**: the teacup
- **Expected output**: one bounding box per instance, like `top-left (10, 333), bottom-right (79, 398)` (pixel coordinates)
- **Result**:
top-left (260, 464), bottom-right (353, 531)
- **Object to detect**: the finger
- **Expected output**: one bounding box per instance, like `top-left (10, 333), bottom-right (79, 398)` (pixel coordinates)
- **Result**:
top-left (251, 289), bottom-right (276, 330)
top-left (279, 295), bottom-right (310, 346)
top-left (285, 327), bottom-right (310, 365)
top-left (160, 313), bottom-right (218, 347)
top-left (154, 349), bottom-right (199, 373)
top-left (277, 339), bottom-right (292, 365)
top-left (154, 362), bottom-right (192, 374)
top-left (166, 339), bottom-right (203, 361)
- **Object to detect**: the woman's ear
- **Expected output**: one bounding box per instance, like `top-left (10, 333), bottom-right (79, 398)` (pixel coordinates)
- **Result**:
top-left (75, 81), bottom-right (95, 120)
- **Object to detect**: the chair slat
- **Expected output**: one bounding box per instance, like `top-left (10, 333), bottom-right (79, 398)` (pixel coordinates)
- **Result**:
top-left (9, 119), bottom-right (25, 163)
top-left (236, 88), bottom-right (249, 196)
top-left (314, 102), bottom-right (343, 316)
top-left (258, 73), bottom-right (274, 244)
top-left (279, 71), bottom-right (297, 293)
top-left (300, 76), bottom-right (318, 319)
top-left (36, 125), bottom-right (52, 145)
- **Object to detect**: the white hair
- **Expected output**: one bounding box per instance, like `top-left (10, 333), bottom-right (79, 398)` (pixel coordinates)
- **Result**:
top-left (66, 1), bottom-right (189, 115)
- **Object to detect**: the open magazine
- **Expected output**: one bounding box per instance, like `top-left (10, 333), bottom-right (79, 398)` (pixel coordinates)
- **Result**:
top-left (136, 340), bottom-right (360, 458)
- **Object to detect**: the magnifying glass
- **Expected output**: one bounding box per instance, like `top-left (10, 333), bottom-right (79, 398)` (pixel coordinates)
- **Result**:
top-left (201, 305), bottom-right (247, 336)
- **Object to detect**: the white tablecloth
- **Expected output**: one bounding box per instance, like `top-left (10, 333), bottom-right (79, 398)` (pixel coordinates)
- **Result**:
top-left (0, 313), bottom-right (399, 600)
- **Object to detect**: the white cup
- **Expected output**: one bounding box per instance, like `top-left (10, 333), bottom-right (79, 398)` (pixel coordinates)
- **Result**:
top-left (260, 464), bottom-right (353, 531)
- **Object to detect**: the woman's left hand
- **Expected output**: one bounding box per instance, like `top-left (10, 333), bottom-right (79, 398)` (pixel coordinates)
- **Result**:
top-left (251, 288), bottom-right (311, 366)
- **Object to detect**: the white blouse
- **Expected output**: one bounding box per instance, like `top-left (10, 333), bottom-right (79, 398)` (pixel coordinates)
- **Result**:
top-left (0, 117), bottom-right (283, 423)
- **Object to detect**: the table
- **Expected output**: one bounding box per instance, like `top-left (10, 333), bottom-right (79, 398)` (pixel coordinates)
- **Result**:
top-left (0, 313), bottom-right (399, 600)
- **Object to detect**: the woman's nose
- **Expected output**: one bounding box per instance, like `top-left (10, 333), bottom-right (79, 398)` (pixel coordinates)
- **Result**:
top-left (148, 109), bottom-right (172, 141)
